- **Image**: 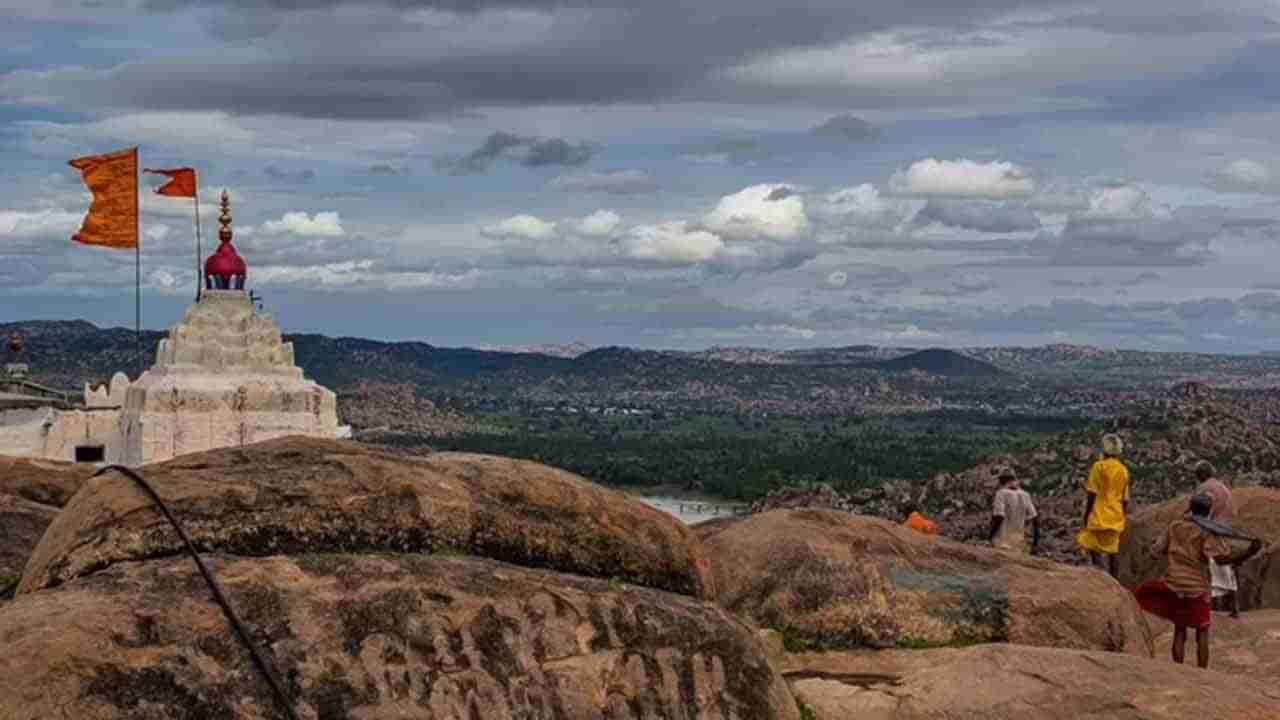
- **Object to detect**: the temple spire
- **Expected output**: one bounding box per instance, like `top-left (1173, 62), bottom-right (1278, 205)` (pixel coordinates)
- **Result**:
top-left (204, 189), bottom-right (247, 291)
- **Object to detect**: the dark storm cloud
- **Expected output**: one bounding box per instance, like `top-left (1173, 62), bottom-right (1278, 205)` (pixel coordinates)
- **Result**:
top-left (1095, 39), bottom-right (1280, 122)
top-left (522, 137), bottom-right (593, 167)
top-left (810, 114), bottom-right (880, 142)
top-left (17, 0), bottom-right (1199, 120)
top-left (436, 131), bottom-right (595, 175)
top-left (914, 199), bottom-right (1041, 233)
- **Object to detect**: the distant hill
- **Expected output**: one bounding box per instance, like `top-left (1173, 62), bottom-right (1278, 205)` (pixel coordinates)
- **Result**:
top-left (869, 348), bottom-right (1006, 378)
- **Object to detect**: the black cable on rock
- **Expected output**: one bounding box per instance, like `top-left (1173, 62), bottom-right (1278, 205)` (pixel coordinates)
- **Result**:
top-left (92, 465), bottom-right (300, 720)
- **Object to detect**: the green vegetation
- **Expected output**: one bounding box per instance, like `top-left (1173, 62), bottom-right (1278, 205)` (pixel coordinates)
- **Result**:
top-left (427, 410), bottom-right (1083, 501)
top-left (778, 625), bottom-right (818, 653)
top-left (797, 702), bottom-right (817, 720)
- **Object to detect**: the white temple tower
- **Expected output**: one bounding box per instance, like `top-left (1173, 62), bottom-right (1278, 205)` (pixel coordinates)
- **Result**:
top-left (118, 191), bottom-right (347, 465)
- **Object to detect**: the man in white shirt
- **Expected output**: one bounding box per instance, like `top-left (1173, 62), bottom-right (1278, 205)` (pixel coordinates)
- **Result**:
top-left (989, 467), bottom-right (1039, 554)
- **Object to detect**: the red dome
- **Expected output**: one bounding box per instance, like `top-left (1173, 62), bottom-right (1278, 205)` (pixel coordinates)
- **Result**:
top-left (204, 189), bottom-right (248, 291)
top-left (205, 243), bottom-right (246, 276)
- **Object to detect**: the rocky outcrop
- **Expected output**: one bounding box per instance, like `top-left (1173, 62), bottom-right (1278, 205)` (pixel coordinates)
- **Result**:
top-left (1152, 610), bottom-right (1280, 685)
top-left (700, 509), bottom-right (1152, 656)
top-left (780, 644), bottom-right (1280, 719)
top-left (0, 495), bottom-right (57, 595)
top-left (0, 454), bottom-right (91, 507)
top-left (0, 554), bottom-right (798, 720)
top-left (17, 436), bottom-right (712, 598)
top-left (1118, 487), bottom-right (1280, 610)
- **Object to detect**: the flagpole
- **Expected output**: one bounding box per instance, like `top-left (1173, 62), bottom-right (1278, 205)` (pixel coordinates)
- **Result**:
top-left (194, 180), bottom-right (203, 302)
top-left (134, 147), bottom-right (141, 379)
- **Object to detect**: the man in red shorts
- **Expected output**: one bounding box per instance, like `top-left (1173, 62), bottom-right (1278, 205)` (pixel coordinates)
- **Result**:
top-left (1134, 494), bottom-right (1263, 669)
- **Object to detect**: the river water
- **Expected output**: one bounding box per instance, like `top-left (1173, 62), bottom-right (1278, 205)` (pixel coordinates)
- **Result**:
top-left (637, 496), bottom-right (743, 525)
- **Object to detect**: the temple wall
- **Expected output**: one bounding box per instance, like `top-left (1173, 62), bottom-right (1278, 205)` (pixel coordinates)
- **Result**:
top-left (40, 408), bottom-right (126, 463)
top-left (5, 289), bottom-right (347, 467)
top-left (0, 408), bottom-right (55, 458)
top-left (119, 289), bottom-right (347, 465)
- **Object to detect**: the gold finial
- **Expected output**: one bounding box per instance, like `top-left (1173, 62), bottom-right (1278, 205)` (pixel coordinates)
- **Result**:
top-left (218, 189), bottom-right (232, 240)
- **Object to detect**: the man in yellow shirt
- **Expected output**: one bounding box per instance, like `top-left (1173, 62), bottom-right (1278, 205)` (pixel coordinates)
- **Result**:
top-left (1076, 434), bottom-right (1130, 577)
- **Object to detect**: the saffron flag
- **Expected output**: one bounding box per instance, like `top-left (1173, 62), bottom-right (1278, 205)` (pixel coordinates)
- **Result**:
top-left (69, 147), bottom-right (138, 249)
top-left (144, 167), bottom-right (196, 197)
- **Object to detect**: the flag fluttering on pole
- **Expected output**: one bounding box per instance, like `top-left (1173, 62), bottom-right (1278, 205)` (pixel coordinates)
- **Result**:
top-left (68, 147), bottom-right (138, 249)
top-left (144, 167), bottom-right (196, 197)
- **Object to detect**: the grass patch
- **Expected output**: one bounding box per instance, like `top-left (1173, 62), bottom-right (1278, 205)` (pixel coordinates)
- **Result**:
top-left (797, 702), bottom-right (817, 720)
top-left (777, 625), bottom-right (818, 653)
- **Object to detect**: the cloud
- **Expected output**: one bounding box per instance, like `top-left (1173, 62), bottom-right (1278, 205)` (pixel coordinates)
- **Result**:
top-left (923, 272), bottom-right (997, 298)
top-left (1208, 159), bottom-right (1280, 194)
top-left (438, 131), bottom-right (595, 174)
top-left (550, 170), bottom-right (658, 194)
top-left (4, 3), bottom-right (1268, 125)
top-left (250, 259), bottom-right (479, 291)
top-left (572, 210), bottom-right (621, 237)
top-left (889, 158), bottom-right (1035, 199)
top-left (260, 211), bottom-right (344, 237)
top-left (0, 209), bottom-right (82, 239)
top-left (14, 112), bottom-right (256, 149)
top-left (264, 165), bottom-right (316, 184)
top-left (810, 114), bottom-right (879, 141)
top-left (680, 152), bottom-right (732, 165)
top-left (368, 164), bottom-right (404, 175)
top-left (620, 221), bottom-right (724, 265)
top-left (523, 137), bottom-right (594, 167)
top-left (704, 183), bottom-right (810, 242)
top-left (1051, 276), bottom-right (1105, 289)
top-left (481, 214), bottom-right (558, 241)
top-left (1077, 182), bottom-right (1157, 221)
top-left (1027, 186), bottom-right (1092, 214)
top-left (821, 270), bottom-right (849, 289)
top-left (814, 184), bottom-right (912, 231)
top-left (1050, 206), bottom-right (1224, 267)
top-left (913, 199), bottom-right (1041, 233)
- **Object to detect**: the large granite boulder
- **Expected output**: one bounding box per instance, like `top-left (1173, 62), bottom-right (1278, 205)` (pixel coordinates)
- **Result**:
top-left (0, 554), bottom-right (798, 719)
top-left (1152, 609), bottom-right (1280, 686)
top-left (17, 437), bottom-right (712, 598)
top-left (0, 494), bottom-right (58, 595)
top-left (1118, 487), bottom-right (1280, 610)
top-left (0, 454), bottom-right (92, 507)
top-left (700, 509), bottom-right (1152, 655)
top-left (781, 644), bottom-right (1280, 719)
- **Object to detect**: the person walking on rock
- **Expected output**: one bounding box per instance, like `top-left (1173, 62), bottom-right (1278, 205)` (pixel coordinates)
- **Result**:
top-left (989, 468), bottom-right (1039, 554)
top-left (1134, 494), bottom-right (1263, 669)
top-left (1195, 461), bottom-right (1241, 617)
top-left (1076, 434), bottom-right (1130, 577)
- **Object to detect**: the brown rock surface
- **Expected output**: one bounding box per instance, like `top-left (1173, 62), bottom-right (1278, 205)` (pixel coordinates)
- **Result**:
top-left (1151, 609), bottom-right (1280, 685)
top-left (700, 509), bottom-right (1153, 655)
top-left (0, 553), bottom-right (798, 720)
top-left (0, 494), bottom-right (58, 594)
top-left (17, 436), bottom-right (711, 598)
top-left (0, 454), bottom-right (92, 507)
top-left (777, 644), bottom-right (1280, 719)
top-left (1119, 487), bottom-right (1280, 610)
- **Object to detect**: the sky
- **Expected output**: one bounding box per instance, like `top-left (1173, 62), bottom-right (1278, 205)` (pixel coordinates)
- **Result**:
top-left (3, 1), bottom-right (1280, 352)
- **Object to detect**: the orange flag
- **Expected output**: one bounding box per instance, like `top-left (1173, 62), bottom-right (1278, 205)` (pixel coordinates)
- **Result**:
top-left (144, 167), bottom-right (196, 197)
top-left (69, 147), bottom-right (138, 249)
